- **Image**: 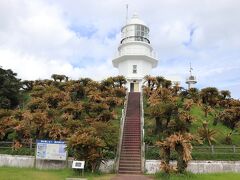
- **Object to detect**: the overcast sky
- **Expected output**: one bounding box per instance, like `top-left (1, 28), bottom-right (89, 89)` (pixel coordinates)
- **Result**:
top-left (0, 0), bottom-right (240, 98)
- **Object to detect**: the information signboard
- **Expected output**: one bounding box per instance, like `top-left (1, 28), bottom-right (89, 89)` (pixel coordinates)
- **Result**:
top-left (36, 140), bottom-right (67, 160)
top-left (72, 161), bottom-right (85, 169)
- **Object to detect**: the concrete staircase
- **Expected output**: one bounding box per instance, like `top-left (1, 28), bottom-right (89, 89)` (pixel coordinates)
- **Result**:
top-left (118, 92), bottom-right (141, 174)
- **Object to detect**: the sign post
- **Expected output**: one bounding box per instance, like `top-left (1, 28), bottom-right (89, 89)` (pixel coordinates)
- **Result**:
top-left (72, 161), bottom-right (85, 176)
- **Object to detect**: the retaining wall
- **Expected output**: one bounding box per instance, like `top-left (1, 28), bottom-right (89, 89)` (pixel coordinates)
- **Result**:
top-left (0, 154), bottom-right (112, 171)
top-left (1, 154), bottom-right (240, 174)
top-left (0, 154), bottom-right (72, 169)
top-left (145, 160), bottom-right (240, 174)
top-left (0, 154), bottom-right (34, 168)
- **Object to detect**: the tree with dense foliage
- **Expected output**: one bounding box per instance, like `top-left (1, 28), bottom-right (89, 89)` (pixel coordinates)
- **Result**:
top-left (188, 88), bottom-right (200, 103)
top-left (202, 104), bottom-right (212, 117)
top-left (113, 75), bottom-right (127, 88)
top-left (144, 77), bottom-right (196, 173)
top-left (143, 75), bottom-right (156, 90)
top-left (0, 70), bottom-right (127, 172)
top-left (220, 90), bottom-right (231, 100)
top-left (197, 121), bottom-right (216, 145)
top-left (218, 107), bottom-right (240, 130)
top-left (200, 87), bottom-right (219, 106)
top-left (0, 67), bottom-right (22, 109)
top-left (157, 133), bottom-right (193, 173)
top-left (51, 74), bottom-right (68, 82)
top-left (147, 88), bottom-right (175, 134)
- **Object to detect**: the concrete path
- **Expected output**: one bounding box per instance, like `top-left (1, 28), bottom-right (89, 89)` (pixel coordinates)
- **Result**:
top-left (111, 174), bottom-right (153, 180)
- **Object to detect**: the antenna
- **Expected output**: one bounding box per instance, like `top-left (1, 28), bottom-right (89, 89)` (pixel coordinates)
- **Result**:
top-left (126, 4), bottom-right (128, 24)
top-left (189, 62), bottom-right (193, 76)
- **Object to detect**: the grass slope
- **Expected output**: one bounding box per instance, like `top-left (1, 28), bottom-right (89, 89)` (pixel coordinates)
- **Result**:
top-left (145, 104), bottom-right (240, 146)
top-left (190, 105), bottom-right (240, 145)
top-left (144, 101), bottom-right (240, 160)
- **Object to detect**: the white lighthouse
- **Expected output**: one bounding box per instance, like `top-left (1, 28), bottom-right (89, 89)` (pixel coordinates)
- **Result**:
top-left (112, 14), bottom-right (158, 92)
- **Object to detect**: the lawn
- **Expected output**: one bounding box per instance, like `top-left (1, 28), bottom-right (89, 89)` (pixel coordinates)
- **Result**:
top-left (0, 167), bottom-right (115, 180)
top-left (1, 167), bottom-right (240, 180)
top-left (154, 172), bottom-right (240, 180)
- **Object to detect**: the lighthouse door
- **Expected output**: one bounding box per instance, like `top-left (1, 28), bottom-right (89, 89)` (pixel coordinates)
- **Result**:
top-left (130, 83), bottom-right (134, 92)
top-left (130, 82), bottom-right (139, 92)
top-left (134, 83), bottom-right (139, 92)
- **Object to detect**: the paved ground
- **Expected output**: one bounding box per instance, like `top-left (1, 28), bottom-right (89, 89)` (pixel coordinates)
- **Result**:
top-left (111, 174), bottom-right (153, 180)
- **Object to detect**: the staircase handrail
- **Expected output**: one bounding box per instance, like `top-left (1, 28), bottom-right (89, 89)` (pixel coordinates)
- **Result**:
top-left (140, 91), bottom-right (145, 173)
top-left (115, 92), bottom-right (129, 172)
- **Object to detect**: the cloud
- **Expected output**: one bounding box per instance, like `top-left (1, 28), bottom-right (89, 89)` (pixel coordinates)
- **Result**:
top-left (0, 0), bottom-right (240, 99)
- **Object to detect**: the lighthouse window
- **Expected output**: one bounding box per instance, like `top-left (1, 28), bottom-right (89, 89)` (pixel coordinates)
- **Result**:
top-left (136, 25), bottom-right (141, 30)
top-left (133, 65), bottom-right (137, 74)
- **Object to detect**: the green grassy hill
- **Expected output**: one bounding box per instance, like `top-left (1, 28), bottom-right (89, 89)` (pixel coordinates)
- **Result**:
top-left (144, 102), bottom-right (240, 160)
top-left (190, 105), bottom-right (240, 145)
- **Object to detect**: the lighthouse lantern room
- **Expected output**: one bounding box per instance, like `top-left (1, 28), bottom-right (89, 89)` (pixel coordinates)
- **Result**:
top-left (112, 14), bottom-right (158, 92)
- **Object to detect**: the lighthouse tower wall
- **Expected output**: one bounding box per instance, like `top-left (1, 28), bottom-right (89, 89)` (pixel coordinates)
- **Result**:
top-left (118, 59), bottom-right (152, 78)
top-left (112, 14), bottom-right (158, 92)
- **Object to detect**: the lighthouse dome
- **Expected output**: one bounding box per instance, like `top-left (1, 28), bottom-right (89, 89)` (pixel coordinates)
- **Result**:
top-left (127, 13), bottom-right (146, 26)
top-left (121, 14), bottom-right (150, 44)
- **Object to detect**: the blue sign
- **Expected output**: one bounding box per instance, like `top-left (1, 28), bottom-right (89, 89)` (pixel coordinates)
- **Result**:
top-left (36, 140), bottom-right (67, 160)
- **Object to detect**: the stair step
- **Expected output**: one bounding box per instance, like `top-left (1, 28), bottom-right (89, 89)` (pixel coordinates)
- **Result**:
top-left (119, 166), bottom-right (141, 171)
top-left (124, 125), bottom-right (140, 126)
top-left (121, 150), bottom-right (141, 153)
top-left (120, 154), bottom-right (141, 157)
top-left (123, 132), bottom-right (140, 134)
top-left (120, 156), bottom-right (141, 159)
top-left (120, 158), bottom-right (141, 161)
top-left (122, 143), bottom-right (140, 145)
top-left (125, 122), bottom-right (140, 123)
top-left (122, 138), bottom-right (140, 140)
top-left (119, 163), bottom-right (141, 168)
top-left (123, 134), bottom-right (140, 136)
top-left (119, 162), bottom-right (141, 165)
top-left (123, 129), bottom-right (140, 131)
top-left (122, 139), bottom-right (140, 141)
top-left (121, 153), bottom-right (141, 157)
top-left (121, 147), bottom-right (140, 150)
top-left (118, 92), bottom-right (141, 173)
top-left (123, 134), bottom-right (140, 139)
top-left (119, 159), bottom-right (141, 163)
top-left (122, 146), bottom-right (140, 148)
top-left (118, 171), bottom-right (141, 174)
top-left (122, 142), bottom-right (140, 146)
top-left (122, 141), bottom-right (140, 143)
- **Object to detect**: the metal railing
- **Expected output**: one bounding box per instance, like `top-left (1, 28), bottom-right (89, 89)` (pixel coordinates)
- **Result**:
top-left (0, 140), bottom-right (36, 155)
top-left (192, 145), bottom-right (240, 154)
top-left (145, 145), bottom-right (240, 159)
top-left (115, 93), bottom-right (129, 172)
top-left (140, 92), bottom-right (145, 172)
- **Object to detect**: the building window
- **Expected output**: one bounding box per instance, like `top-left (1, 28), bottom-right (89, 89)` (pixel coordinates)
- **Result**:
top-left (133, 65), bottom-right (137, 74)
